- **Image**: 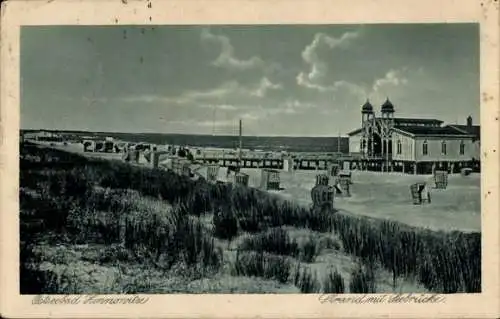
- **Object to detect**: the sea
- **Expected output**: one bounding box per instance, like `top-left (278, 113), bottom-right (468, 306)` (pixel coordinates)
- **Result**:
top-left (21, 130), bottom-right (349, 153)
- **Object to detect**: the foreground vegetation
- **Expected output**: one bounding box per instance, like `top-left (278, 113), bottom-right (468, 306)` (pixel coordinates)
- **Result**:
top-left (20, 142), bottom-right (481, 293)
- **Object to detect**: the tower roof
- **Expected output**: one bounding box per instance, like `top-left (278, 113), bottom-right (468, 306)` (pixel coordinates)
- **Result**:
top-left (361, 99), bottom-right (374, 113)
top-left (381, 98), bottom-right (395, 113)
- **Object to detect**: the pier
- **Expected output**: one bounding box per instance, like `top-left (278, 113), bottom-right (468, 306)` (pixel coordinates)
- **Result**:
top-left (194, 152), bottom-right (347, 170)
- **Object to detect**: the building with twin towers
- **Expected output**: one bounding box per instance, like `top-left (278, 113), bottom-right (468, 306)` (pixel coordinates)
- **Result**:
top-left (346, 98), bottom-right (480, 174)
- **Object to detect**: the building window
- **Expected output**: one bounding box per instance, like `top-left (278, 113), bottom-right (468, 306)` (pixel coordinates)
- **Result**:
top-left (441, 141), bottom-right (447, 155)
top-left (397, 140), bottom-right (402, 154)
top-left (422, 140), bottom-right (428, 155)
top-left (459, 141), bottom-right (465, 155)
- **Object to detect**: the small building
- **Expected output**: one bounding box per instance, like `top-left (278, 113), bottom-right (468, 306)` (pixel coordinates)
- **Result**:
top-left (24, 130), bottom-right (64, 142)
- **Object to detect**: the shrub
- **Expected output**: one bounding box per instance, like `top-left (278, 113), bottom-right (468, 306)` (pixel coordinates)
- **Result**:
top-left (94, 245), bottom-right (134, 264)
top-left (232, 251), bottom-right (291, 284)
top-left (174, 211), bottom-right (222, 270)
top-left (322, 269), bottom-right (345, 293)
top-left (239, 229), bottom-right (320, 263)
top-left (20, 169), bottom-right (43, 189)
top-left (239, 228), bottom-right (299, 257)
top-left (186, 183), bottom-right (212, 216)
top-left (331, 213), bottom-right (481, 293)
top-left (20, 266), bottom-right (62, 294)
top-left (20, 242), bottom-right (63, 294)
top-left (294, 265), bottom-right (320, 293)
top-left (237, 206), bottom-right (267, 233)
top-left (63, 168), bottom-right (93, 199)
top-left (213, 207), bottom-right (239, 241)
top-left (299, 236), bottom-right (318, 263)
top-left (349, 265), bottom-right (376, 293)
top-left (119, 203), bottom-right (222, 272)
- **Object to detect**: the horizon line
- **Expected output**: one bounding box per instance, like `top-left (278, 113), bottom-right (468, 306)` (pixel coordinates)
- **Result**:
top-left (20, 128), bottom-right (350, 138)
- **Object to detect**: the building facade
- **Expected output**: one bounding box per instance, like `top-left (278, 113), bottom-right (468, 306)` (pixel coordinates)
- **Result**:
top-left (23, 130), bottom-right (64, 142)
top-left (346, 99), bottom-right (480, 174)
top-left (448, 117), bottom-right (481, 163)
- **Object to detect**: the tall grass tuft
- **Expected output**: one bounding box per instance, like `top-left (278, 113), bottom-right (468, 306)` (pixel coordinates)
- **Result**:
top-left (239, 228), bottom-right (299, 257)
top-left (299, 236), bottom-right (319, 263)
top-left (348, 264), bottom-right (376, 293)
top-left (213, 207), bottom-right (239, 241)
top-left (293, 265), bottom-right (320, 293)
top-left (232, 250), bottom-right (291, 284)
top-left (122, 203), bottom-right (222, 272)
top-left (322, 268), bottom-right (345, 293)
top-left (331, 213), bottom-right (481, 293)
top-left (20, 242), bottom-right (59, 294)
top-left (239, 229), bottom-right (320, 263)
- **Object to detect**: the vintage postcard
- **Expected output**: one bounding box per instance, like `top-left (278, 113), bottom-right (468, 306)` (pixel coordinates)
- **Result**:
top-left (1, 0), bottom-right (499, 318)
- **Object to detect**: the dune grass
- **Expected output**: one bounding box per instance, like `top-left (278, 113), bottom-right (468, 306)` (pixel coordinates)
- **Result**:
top-left (19, 142), bottom-right (481, 293)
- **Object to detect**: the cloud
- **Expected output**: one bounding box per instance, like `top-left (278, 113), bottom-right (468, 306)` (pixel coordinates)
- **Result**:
top-left (233, 99), bottom-right (317, 122)
top-left (178, 78), bottom-right (282, 103)
top-left (299, 67), bottom-right (411, 107)
top-left (332, 80), bottom-right (367, 98)
top-left (283, 99), bottom-right (317, 111)
top-left (203, 99), bottom-right (315, 124)
top-left (122, 76), bottom-right (283, 107)
top-left (252, 77), bottom-right (283, 97)
top-left (121, 81), bottom-right (245, 105)
top-left (179, 81), bottom-right (243, 102)
top-left (201, 28), bottom-right (265, 71)
top-left (296, 72), bottom-right (332, 92)
top-left (368, 68), bottom-right (410, 102)
top-left (240, 112), bottom-right (261, 121)
top-left (120, 95), bottom-right (162, 103)
top-left (297, 31), bottom-right (360, 91)
top-left (297, 73), bottom-right (368, 101)
top-left (372, 68), bottom-right (409, 93)
top-left (197, 119), bottom-right (238, 127)
top-left (198, 104), bottom-right (238, 111)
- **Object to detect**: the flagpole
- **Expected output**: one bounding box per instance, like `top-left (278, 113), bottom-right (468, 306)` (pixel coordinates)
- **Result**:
top-left (212, 105), bottom-right (216, 136)
top-left (338, 131), bottom-right (342, 170)
top-left (238, 119), bottom-right (243, 168)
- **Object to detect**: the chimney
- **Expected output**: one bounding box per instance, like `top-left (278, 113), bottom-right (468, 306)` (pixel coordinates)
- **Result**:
top-left (466, 116), bottom-right (473, 127)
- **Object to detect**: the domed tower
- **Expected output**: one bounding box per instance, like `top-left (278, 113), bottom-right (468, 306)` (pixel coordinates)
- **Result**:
top-left (380, 97), bottom-right (395, 130)
top-left (361, 99), bottom-right (374, 123)
top-left (381, 97), bottom-right (395, 119)
top-left (361, 99), bottom-right (374, 158)
top-left (380, 98), bottom-right (395, 171)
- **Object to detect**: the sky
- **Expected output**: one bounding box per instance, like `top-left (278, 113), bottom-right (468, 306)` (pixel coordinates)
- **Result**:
top-left (20, 24), bottom-right (479, 136)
